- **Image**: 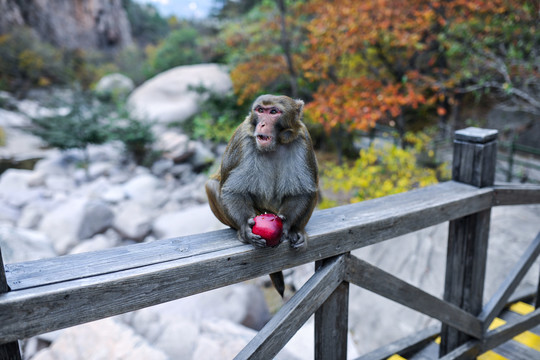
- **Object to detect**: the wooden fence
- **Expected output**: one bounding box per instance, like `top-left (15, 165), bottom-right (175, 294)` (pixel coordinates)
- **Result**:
top-left (1, 127), bottom-right (540, 360)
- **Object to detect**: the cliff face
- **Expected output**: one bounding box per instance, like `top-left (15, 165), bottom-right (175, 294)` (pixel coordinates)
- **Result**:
top-left (0, 0), bottom-right (132, 50)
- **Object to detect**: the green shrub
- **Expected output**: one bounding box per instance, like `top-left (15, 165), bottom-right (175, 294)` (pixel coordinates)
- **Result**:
top-left (182, 87), bottom-right (249, 143)
top-left (320, 132), bottom-right (450, 209)
top-left (145, 26), bottom-right (203, 77)
top-left (0, 27), bottom-right (69, 93)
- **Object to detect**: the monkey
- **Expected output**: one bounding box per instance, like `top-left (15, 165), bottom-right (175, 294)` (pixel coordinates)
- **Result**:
top-left (205, 94), bottom-right (319, 296)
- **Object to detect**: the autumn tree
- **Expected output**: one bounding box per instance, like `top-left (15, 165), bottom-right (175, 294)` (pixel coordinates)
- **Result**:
top-left (221, 0), bottom-right (307, 104)
top-left (302, 0), bottom-right (539, 137)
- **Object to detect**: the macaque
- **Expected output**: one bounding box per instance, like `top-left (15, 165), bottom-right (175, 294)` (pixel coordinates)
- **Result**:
top-left (205, 94), bottom-right (319, 295)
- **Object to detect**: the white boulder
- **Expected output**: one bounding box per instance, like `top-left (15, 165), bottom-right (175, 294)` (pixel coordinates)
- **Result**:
top-left (0, 225), bottom-right (56, 264)
top-left (39, 197), bottom-right (113, 254)
top-left (95, 73), bottom-right (135, 100)
top-left (127, 63), bottom-right (232, 124)
top-left (152, 203), bottom-right (227, 240)
top-left (32, 318), bottom-right (168, 360)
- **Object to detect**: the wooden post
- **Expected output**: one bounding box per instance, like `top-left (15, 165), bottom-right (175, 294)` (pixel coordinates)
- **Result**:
top-left (314, 255), bottom-right (349, 360)
top-left (0, 248), bottom-right (22, 360)
top-left (440, 127), bottom-right (498, 357)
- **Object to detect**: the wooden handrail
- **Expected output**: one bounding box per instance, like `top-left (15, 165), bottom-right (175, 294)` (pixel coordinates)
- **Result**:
top-left (0, 181), bottom-right (538, 346)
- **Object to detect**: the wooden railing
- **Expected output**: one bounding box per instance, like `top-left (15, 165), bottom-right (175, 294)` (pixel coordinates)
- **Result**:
top-left (1, 128), bottom-right (540, 360)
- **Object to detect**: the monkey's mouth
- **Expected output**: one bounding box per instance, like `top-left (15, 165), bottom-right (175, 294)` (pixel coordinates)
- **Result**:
top-left (256, 134), bottom-right (273, 145)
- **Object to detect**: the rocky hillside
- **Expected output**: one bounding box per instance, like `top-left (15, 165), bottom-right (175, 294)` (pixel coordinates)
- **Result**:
top-left (0, 0), bottom-right (132, 50)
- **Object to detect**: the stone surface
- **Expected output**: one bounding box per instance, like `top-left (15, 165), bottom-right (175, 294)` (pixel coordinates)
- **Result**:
top-left (32, 318), bottom-right (167, 360)
top-left (152, 203), bottom-right (228, 240)
top-left (0, 0), bottom-right (133, 50)
top-left (39, 197), bottom-right (113, 254)
top-left (95, 73), bottom-right (135, 100)
top-left (113, 201), bottom-right (154, 241)
top-left (128, 64), bottom-right (232, 124)
top-left (0, 225), bottom-right (56, 263)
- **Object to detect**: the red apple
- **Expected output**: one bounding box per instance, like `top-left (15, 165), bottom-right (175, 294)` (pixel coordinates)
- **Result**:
top-left (252, 213), bottom-right (283, 247)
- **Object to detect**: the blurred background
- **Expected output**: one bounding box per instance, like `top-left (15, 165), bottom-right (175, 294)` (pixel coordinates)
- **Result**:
top-left (0, 1), bottom-right (539, 359)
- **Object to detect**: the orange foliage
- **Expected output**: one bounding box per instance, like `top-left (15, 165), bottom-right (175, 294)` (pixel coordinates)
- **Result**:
top-left (231, 55), bottom-right (287, 105)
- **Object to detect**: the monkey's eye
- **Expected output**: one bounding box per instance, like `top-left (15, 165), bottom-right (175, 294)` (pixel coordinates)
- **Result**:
top-left (257, 107), bottom-right (264, 113)
top-left (270, 109), bottom-right (280, 114)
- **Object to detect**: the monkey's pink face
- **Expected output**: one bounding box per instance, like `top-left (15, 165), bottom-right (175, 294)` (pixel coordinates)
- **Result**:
top-left (254, 105), bottom-right (282, 151)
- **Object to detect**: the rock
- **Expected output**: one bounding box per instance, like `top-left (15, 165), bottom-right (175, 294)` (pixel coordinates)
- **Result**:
top-left (190, 141), bottom-right (216, 171)
top-left (128, 64), bottom-right (232, 125)
top-left (0, 225), bottom-right (56, 264)
top-left (69, 231), bottom-right (119, 254)
top-left (171, 174), bottom-right (209, 205)
top-left (32, 318), bottom-right (167, 360)
top-left (17, 200), bottom-right (56, 229)
top-left (122, 174), bottom-right (168, 208)
top-left (0, 108), bottom-right (29, 127)
top-left (39, 197), bottom-right (113, 254)
top-left (1, 0), bottom-right (133, 51)
top-left (113, 201), bottom-right (154, 241)
top-left (44, 174), bottom-right (76, 192)
top-left (95, 73), bottom-right (134, 100)
top-left (121, 283), bottom-right (271, 358)
top-left (152, 204), bottom-right (227, 240)
top-left (155, 131), bottom-right (196, 163)
top-left (0, 169), bottom-right (44, 207)
top-left (151, 158), bottom-right (174, 177)
top-left (100, 184), bottom-right (127, 203)
top-left (0, 202), bottom-right (20, 224)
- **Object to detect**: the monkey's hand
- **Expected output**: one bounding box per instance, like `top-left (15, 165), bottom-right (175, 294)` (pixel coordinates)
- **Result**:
top-left (239, 218), bottom-right (267, 248)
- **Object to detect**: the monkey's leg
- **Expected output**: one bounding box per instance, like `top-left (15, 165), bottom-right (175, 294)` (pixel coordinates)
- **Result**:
top-left (205, 179), bottom-right (237, 229)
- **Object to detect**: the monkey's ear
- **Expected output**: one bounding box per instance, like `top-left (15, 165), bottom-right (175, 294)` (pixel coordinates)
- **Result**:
top-left (295, 99), bottom-right (305, 114)
top-left (279, 128), bottom-right (299, 144)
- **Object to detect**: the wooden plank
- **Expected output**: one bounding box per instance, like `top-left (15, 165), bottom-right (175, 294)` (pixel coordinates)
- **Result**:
top-left (441, 128), bottom-right (497, 357)
top-left (357, 325), bottom-right (440, 360)
top-left (492, 184), bottom-right (540, 206)
top-left (483, 307), bottom-right (540, 350)
top-left (344, 256), bottom-right (483, 338)
top-left (5, 181), bottom-right (493, 292)
top-left (0, 248), bottom-right (21, 360)
top-left (235, 255), bottom-right (345, 360)
top-left (5, 229), bottom-right (242, 291)
top-left (479, 232), bottom-right (540, 329)
top-left (315, 256), bottom-right (349, 360)
top-left (0, 182), bottom-right (495, 344)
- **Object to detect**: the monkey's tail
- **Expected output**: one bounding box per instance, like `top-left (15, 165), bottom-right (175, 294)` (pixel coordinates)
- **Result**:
top-left (270, 271), bottom-right (285, 297)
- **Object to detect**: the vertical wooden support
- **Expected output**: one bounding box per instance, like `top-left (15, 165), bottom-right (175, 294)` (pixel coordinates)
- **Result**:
top-left (440, 127), bottom-right (498, 357)
top-left (314, 256), bottom-right (349, 360)
top-left (0, 248), bottom-right (22, 360)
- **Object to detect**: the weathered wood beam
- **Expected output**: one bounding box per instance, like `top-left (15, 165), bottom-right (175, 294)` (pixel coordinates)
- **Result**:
top-left (0, 248), bottom-right (21, 360)
top-left (440, 127), bottom-right (497, 357)
top-left (315, 256), bottom-right (349, 360)
top-left (492, 184), bottom-right (540, 206)
top-left (235, 255), bottom-right (346, 360)
top-left (479, 231), bottom-right (540, 329)
top-left (344, 256), bottom-right (483, 338)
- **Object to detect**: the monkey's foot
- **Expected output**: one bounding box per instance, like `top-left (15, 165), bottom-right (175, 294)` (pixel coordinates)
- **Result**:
top-left (288, 232), bottom-right (306, 249)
